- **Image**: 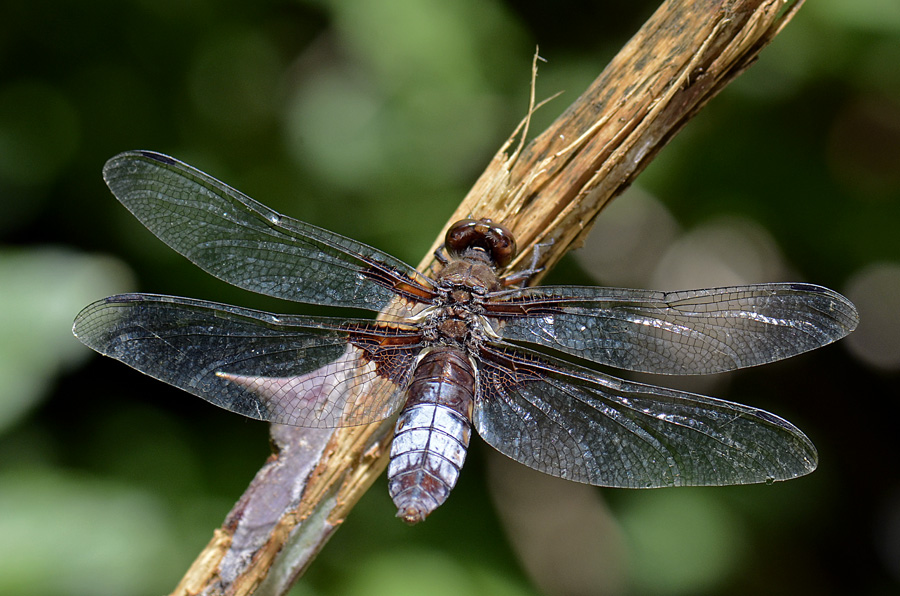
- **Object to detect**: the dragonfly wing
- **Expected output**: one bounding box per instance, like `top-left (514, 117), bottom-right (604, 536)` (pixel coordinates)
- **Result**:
top-left (473, 343), bottom-right (817, 488)
top-left (73, 294), bottom-right (422, 427)
top-left (487, 283), bottom-right (858, 374)
top-left (103, 151), bottom-right (437, 312)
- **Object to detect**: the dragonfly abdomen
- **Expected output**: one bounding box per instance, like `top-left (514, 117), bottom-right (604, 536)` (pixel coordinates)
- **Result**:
top-left (388, 348), bottom-right (475, 524)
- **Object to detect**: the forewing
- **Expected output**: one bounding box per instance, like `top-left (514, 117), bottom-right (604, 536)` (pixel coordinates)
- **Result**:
top-left (102, 151), bottom-right (437, 312)
top-left (487, 283), bottom-right (858, 374)
top-left (73, 294), bottom-right (422, 427)
top-left (473, 343), bottom-right (817, 488)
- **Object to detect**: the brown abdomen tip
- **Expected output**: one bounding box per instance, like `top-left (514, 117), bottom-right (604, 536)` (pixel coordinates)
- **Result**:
top-left (397, 504), bottom-right (429, 525)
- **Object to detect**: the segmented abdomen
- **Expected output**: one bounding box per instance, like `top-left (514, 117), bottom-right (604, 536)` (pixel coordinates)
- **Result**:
top-left (388, 347), bottom-right (475, 524)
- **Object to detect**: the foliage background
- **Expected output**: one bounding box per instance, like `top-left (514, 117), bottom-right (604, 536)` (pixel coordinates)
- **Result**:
top-left (1, 0), bottom-right (898, 594)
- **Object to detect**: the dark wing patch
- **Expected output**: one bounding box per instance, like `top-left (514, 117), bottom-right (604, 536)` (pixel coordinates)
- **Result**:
top-left (73, 294), bottom-right (422, 427)
top-left (472, 343), bottom-right (817, 488)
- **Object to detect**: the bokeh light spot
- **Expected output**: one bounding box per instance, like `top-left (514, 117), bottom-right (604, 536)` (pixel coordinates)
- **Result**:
top-left (844, 261), bottom-right (900, 370)
top-left (618, 490), bottom-right (746, 596)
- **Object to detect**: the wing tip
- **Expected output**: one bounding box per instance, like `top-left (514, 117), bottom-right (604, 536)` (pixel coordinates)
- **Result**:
top-left (782, 282), bottom-right (859, 336)
top-left (103, 150), bottom-right (178, 180)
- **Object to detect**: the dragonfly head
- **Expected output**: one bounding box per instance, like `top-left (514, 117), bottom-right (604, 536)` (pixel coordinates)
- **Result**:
top-left (444, 218), bottom-right (517, 268)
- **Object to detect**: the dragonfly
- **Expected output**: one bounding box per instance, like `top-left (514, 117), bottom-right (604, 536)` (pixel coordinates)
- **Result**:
top-left (73, 151), bottom-right (859, 524)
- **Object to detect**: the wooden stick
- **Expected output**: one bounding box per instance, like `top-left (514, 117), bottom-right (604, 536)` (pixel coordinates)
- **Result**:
top-left (171, 1), bottom-right (804, 594)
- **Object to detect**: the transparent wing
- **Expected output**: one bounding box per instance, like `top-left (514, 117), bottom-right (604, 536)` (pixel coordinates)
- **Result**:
top-left (73, 294), bottom-right (422, 428)
top-left (473, 343), bottom-right (817, 488)
top-left (102, 151), bottom-right (437, 312)
top-left (487, 283), bottom-right (858, 374)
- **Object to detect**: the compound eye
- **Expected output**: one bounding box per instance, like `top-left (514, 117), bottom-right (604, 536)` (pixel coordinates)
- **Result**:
top-left (444, 218), bottom-right (517, 267)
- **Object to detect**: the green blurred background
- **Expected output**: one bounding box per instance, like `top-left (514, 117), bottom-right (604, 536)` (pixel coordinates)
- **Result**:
top-left (1, 0), bottom-right (898, 594)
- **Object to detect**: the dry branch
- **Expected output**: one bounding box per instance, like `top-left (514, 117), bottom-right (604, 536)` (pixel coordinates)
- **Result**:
top-left (171, 0), bottom-right (804, 594)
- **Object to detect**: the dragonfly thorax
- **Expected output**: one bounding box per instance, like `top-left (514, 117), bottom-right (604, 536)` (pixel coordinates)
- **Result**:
top-left (419, 303), bottom-right (488, 349)
top-left (436, 258), bottom-right (503, 295)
